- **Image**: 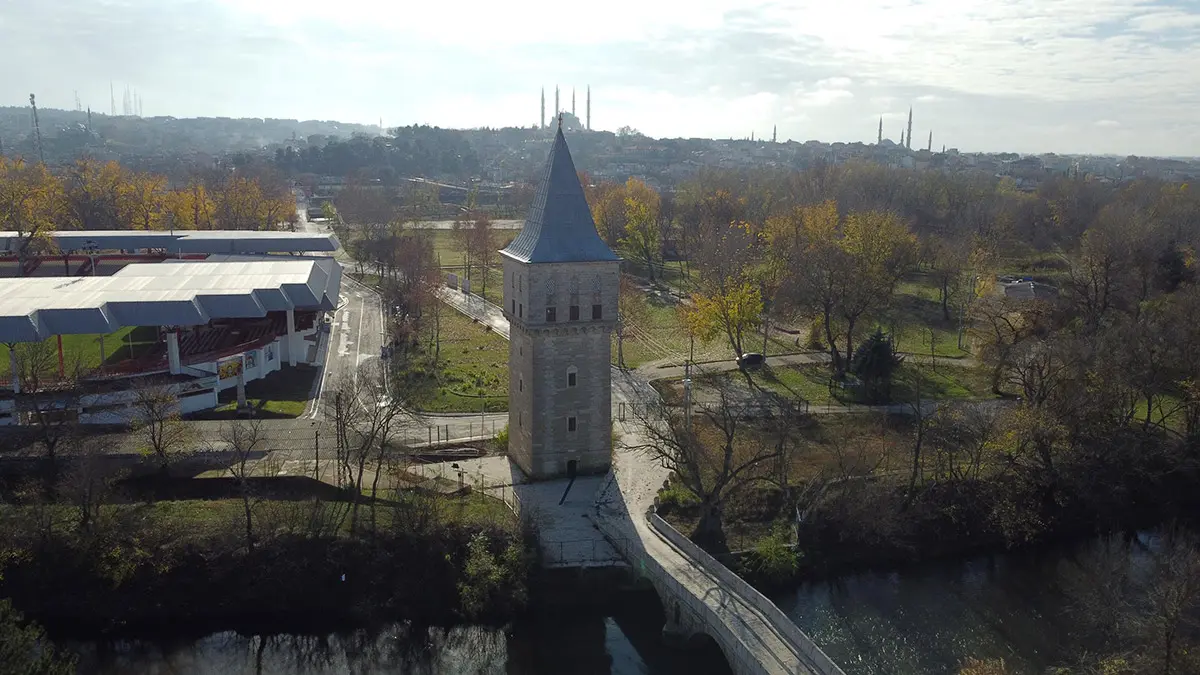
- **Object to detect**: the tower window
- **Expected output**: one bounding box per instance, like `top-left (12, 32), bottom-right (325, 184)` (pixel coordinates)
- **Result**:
top-left (569, 305), bottom-right (579, 320)
top-left (568, 416), bottom-right (577, 432)
top-left (512, 299), bottom-right (516, 314)
top-left (546, 306), bottom-right (556, 322)
top-left (568, 372), bottom-right (576, 387)
top-left (519, 412), bottom-right (523, 428)
top-left (592, 304), bottom-right (603, 320)
top-left (519, 303), bottom-right (523, 318)
top-left (519, 377), bottom-right (523, 392)
top-left (511, 274), bottom-right (514, 289)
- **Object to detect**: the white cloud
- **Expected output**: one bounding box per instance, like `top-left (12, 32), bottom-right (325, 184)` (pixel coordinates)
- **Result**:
top-left (2, 0), bottom-right (1200, 155)
top-left (1096, 119), bottom-right (1121, 127)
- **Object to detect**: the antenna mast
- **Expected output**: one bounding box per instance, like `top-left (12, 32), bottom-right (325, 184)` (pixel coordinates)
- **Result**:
top-left (29, 94), bottom-right (45, 164)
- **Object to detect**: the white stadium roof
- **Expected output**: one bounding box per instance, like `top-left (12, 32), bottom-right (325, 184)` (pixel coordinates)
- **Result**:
top-left (0, 230), bottom-right (339, 254)
top-left (0, 258), bottom-right (341, 343)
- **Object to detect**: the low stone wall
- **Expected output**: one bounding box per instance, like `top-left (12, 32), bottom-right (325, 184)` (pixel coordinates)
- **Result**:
top-left (648, 514), bottom-right (846, 675)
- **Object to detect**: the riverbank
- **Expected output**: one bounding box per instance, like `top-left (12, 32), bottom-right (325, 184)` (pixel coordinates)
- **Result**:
top-left (0, 490), bottom-right (528, 638)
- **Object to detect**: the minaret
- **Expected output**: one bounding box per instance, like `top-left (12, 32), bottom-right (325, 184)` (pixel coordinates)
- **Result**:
top-left (927, 130), bottom-right (932, 152)
top-left (572, 88), bottom-right (576, 117)
top-left (772, 125), bottom-right (777, 143)
top-left (900, 130), bottom-right (905, 148)
top-left (555, 86), bottom-right (560, 115)
top-left (906, 107), bottom-right (913, 150)
top-left (586, 86), bottom-right (591, 130)
top-left (540, 88), bottom-right (545, 129)
top-left (877, 117), bottom-right (883, 144)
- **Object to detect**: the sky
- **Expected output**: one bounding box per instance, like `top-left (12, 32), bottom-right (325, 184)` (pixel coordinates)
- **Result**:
top-left (3, 0), bottom-right (1199, 157)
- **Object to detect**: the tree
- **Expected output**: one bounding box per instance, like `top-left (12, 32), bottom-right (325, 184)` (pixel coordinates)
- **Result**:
top-left (683, 278), bottom-right (763, 361)
top-left (129, 383), bottom-right (192, 474)
top-left (328, 362), bottom-right (408, 536)
top-left (625, 374), bottom-right (790, 553)
top-left (850, 328), bottom-right (902, 403)
top-left (1063, 532), bottom-right (1200, 675)
top-left (835, 210), bottom-right (917, 368)
top-left (118, 171), bottom-right (166, 230)
top-left (60, 158), bottom-right (123, 231)
top-left (970, 294), bottom-right (1054, 395)
top-left (220, 419), bottom-right (265, 551)
top-left (470, 214), bottom-right (497, 301)
top-left (12, 339), bottom-right (83, 490)
top-left (457, 531), bottom-right (527, 619)
top-left (0, 599), bottom-right (76, 675)
top-left (588, 181), bottom-right (626, 248)
top-left (58, 434), bottom-right (121, 533)
top-left (0, 158), bottom-right (62, 275)
top-left (619, 178), bottom-right (662, 281)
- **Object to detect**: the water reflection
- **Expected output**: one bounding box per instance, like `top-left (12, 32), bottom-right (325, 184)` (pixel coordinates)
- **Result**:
top-left (775, 532), bottom-right (1161, 674)
top-left (71, 597), bottom-right (732, 675)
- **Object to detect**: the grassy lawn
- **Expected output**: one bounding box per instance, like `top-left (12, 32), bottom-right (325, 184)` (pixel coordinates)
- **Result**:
top-left (890, 362), bottom-right (996, 401)
top-left (191, 366), bottom-right (319, 420)
top-left (882, 274), bottom-right (971, 359)
top-left (620, 295), bottom-right (799, 369)
top-left (667, 360), bottom-right (996, 410)
top-left (0, 326), bottom-right (160, 378)
top-left (0, 490), bottom-right (518, 545)
top-left (414, 305), bottom-right (509, 413)
top-left (428, 229), bottom-right (517, 269)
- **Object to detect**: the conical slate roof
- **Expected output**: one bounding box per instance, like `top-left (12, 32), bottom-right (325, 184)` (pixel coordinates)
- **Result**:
top-left (501, 128), bottom-right (619, 264)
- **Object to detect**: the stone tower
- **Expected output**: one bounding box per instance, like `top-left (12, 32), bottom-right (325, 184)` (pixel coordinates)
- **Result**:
top-left (500, 126), bottom-right (620, 480)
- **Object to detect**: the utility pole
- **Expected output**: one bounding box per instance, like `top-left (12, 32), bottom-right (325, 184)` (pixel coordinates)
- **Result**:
top-left (29, 94), bottom-right (44, 164)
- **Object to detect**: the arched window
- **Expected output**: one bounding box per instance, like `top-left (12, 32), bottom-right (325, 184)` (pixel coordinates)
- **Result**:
top-left (567, 366), bottom-right (578, 388)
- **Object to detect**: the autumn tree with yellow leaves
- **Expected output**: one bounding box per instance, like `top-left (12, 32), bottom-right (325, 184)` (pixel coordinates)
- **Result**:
top-left (0, 158), bottom-right (63, 273)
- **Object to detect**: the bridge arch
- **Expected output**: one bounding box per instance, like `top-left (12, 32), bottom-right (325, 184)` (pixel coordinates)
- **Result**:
top-left (650, 581), bottom-right (735, 673)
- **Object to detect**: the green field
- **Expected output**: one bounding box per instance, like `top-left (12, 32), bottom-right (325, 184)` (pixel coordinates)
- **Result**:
top-left (0, 326), bottom-right (161, 378)
top-left (414, 306), bottom-right (509, 413)
top-left (618, 294), bottom-right (799, 369)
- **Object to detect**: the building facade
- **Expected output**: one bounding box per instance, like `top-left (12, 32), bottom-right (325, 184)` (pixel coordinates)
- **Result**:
top-left (501, 127), bottom-right (620, 479)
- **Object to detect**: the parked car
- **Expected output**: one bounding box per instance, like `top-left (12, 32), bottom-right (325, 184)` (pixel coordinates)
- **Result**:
top-left (738, 352), bottom-right (765, 368)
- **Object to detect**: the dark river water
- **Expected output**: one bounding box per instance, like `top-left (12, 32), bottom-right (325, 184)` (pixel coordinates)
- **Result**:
top-left (67, 594), bottom-right (731, 675)
top-left (67, 533), bottom-right (1163, 675)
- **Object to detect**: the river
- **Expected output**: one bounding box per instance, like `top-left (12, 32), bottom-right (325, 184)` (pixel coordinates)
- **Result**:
top-left (66, 592), bottom-right (731, 675)
top-left (775, 531), bottom-right (1164, 674)
top-left (64, 533), bottom-right (1167, 674)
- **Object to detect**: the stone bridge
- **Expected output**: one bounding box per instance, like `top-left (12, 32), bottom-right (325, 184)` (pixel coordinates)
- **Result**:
top-left (594, 478), bottom-right (845, 675)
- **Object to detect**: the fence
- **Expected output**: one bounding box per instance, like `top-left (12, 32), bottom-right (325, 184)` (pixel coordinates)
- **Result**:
top-left (541, 536), bottom-right (631, 566)
top-left (420, 418), bottom-right (503, 446)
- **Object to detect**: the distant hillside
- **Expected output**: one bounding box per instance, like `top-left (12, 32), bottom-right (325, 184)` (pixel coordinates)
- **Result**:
top-left (0, 106), bottom-right (380, 167)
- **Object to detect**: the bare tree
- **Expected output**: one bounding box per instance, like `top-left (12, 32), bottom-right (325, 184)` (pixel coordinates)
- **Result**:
top-left (624, 372), bottom-right (789, 553)
top-left (12, 339), bottom-right (83, 490)
top-left (329, 362), bottom-right (410, 536)
top-left (1064, 531), bottom-right (1200, 675)
top-left (58, 434), bottom-right (122, 533)
top-left (220, 419), bottom-right (266, 551)
top-left (129, 382), bottom-right (193, 475)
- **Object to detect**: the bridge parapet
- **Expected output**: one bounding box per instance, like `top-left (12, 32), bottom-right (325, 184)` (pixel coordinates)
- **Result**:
top-left (647, 514), bottom-right (845, 675)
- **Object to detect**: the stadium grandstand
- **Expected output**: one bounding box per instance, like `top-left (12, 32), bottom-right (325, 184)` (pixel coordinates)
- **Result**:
top-left (0, 231), bottom-right (341, 425)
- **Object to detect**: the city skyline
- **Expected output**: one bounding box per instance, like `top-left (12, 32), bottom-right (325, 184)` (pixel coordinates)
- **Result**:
top-left (3, 0), bottom-right (1199, 157)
